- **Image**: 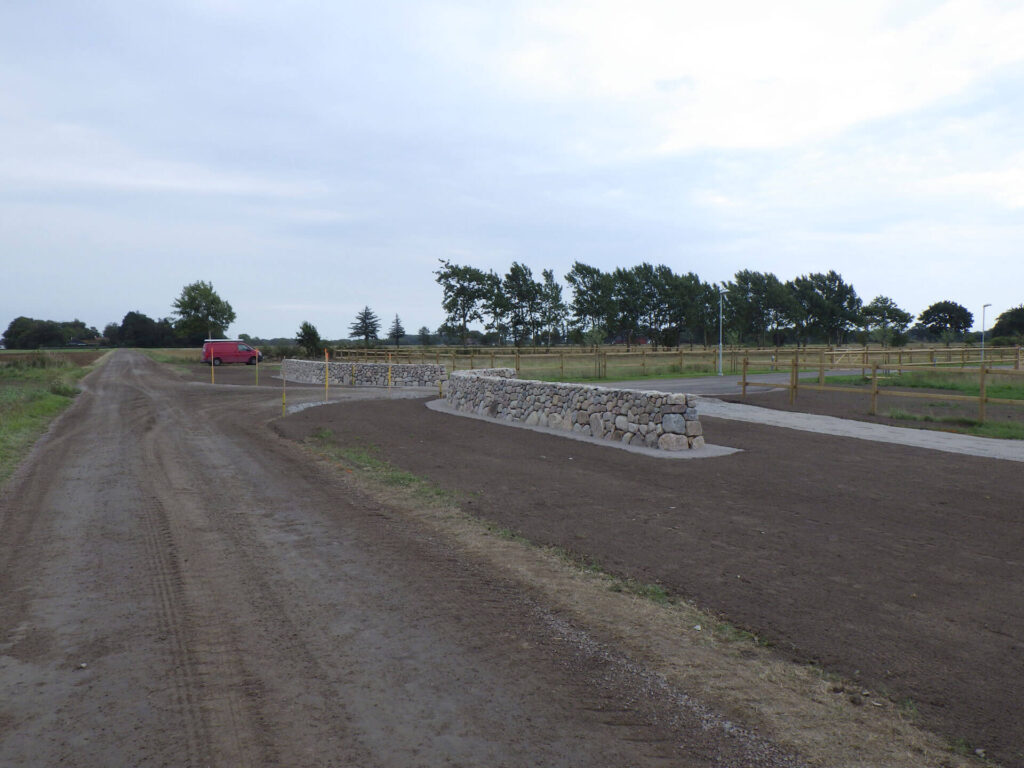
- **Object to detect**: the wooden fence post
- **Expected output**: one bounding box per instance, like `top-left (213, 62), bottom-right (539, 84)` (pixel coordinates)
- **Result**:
top-left (789, 355), bottom-right (797, 405)
top-left (818, 352), bottom-right (825, 386)
top-left (742, 357), bottom-right (748, 398)
top-left (870, 363), bottom-right (879, 415)
top-left (642, 348), bottom-right (647, 376)
top-left (560, 352), bottom-right (564, 379)
top-left (979, 365), bottom-right (987, 422)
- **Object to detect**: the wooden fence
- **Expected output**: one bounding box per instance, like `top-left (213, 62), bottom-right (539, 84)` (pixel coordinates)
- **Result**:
top-left (739, 355), bottom-right (1024, 423)
top-left (334, 345), bottom-right (1023, 382)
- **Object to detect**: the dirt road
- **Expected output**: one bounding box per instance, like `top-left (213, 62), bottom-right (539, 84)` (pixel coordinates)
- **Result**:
top-left (0, 351), bottom-right (801, 767)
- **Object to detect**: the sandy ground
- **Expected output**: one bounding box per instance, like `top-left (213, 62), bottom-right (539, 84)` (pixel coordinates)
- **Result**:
top-left (1, 352), bottom-right (810, 767)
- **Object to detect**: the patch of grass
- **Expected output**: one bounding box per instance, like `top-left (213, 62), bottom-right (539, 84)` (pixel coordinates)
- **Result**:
top-left (537, 366), bottom-right (782, 384)
top-left (830, 370), bottom-right (1024, 400)
top-left (887, 408), bottom-right (1024, 439)
top-left (306, 429), bottom-right (455, 503)
top-left (950, 736), bottom-right (975, 756)
top-left (141, 348), bottom-right (202, 365)
top-left (897, 697), bottom-right (919, 720)
top-left (713, 620), bottom-right (772, 646)
top-left (0, 353), bottom-right (104, 487)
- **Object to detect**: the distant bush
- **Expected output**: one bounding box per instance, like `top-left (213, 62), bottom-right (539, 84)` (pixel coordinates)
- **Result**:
top-left (988, 335), bottom-right (1022, 348)
top-left (265, 344), bottom-right (302, 360)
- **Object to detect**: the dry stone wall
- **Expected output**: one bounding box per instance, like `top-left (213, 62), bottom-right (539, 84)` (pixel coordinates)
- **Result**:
top-left (447, 368), bottom-right (704, 451)
top-left (282, 360), bottom-right (445, 388)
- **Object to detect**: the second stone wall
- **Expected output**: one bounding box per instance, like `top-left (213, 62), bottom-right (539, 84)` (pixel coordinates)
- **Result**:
top-left (282, 359), bottom-right (446, 388)
top-left (446, 368), bottom-right (703, 450)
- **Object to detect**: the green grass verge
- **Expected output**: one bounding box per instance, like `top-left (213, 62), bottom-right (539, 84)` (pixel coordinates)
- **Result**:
top-left (829, 371), bottom-right (1024, 400)
top-left (0, 353), bottom-right (101, 486)
top-left (306, 428), bottom-right (456, 505)
top-left (886, 408), bottom-right (1024, 439)
top-left (534, 366), bottom-right (782, 384)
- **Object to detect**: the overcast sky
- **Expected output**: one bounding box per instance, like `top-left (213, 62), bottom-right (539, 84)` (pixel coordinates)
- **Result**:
top-left (2, 0), bottom-right (1022, 339)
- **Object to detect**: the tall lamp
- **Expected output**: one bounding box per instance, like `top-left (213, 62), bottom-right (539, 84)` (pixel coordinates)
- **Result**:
top-left (717, 287), bottom-right (726, 376)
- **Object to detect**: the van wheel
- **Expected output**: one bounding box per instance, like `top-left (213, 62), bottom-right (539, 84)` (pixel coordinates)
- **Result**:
top-left (247, 356), bottom-right (256, 365)
top-left (213, 358), bottom-right (222, 366)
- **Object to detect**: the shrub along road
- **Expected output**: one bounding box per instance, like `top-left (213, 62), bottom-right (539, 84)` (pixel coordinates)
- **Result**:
top-left (1, 350), bottom-right (806, 767)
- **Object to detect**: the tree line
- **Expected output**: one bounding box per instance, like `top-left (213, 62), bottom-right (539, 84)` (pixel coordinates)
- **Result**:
top-left (2, 281), bottom-right (236, 350)
top-left (435, 260), bottom-right (1023, 348)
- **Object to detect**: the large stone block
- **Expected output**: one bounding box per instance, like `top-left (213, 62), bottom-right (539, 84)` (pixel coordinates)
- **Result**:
top-left (658, 433), bottom-right (689, 451)
top-left (661, 413), bottom-right (686, 433)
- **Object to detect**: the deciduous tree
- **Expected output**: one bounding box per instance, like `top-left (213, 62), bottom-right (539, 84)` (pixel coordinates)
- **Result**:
top-left (918, 301), bottom-right (973, 344)
top-left (434, 260), bottom-right (489, 345)
top-left (172, 280), bottom-right (236, 345)
top-left (296, 321), bottom-right (321, 358)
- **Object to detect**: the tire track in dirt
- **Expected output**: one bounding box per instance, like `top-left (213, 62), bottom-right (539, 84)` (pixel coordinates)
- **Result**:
top-left (3, 351), bottom-right (812, 767)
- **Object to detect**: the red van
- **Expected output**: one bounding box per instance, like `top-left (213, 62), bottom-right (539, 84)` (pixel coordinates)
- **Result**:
top-left (202, 339), bottom-right (263, 366)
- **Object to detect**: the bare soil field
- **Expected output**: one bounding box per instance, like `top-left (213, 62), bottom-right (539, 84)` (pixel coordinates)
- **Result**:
top-left (277, 396), bottom-right (1024, 766)
top-left (1, 351), bottom-right (808, 767)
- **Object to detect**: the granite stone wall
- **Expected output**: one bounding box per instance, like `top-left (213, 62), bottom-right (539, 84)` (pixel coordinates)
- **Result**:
top-left (446, 368), bottom-right (703, 450)
top-left (282, 360), bottom-right (446, 388)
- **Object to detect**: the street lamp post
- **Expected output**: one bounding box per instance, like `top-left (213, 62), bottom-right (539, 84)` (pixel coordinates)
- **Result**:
top-left (982, 303), bottom-right (992, 363)
top-left (718, 288), bottom-right (725, 376)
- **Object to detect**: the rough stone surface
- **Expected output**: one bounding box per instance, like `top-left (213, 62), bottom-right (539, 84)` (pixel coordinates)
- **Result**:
top-left (446, 368), bottom-right (703, 450)
top-left (283, 360), bottom-right (445, 388)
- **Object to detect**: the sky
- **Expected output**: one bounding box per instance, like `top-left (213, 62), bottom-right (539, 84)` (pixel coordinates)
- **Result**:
top-left (2, 0), bottom-right (1023, 339)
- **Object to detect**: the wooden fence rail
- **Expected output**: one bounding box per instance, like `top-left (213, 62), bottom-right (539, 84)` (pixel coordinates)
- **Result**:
top-left (740, 356), bottom-right (1024, 423)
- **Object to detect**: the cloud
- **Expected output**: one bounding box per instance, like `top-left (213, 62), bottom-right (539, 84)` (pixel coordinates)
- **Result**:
top-left (427, 0), bottom-right (1024, 154)
top-left (0, 118), bottom-right (323, 199)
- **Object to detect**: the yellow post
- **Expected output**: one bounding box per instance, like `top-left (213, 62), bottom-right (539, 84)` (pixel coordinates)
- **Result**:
top-left (324, 348), bottom-right (329, 402)
top-left (281, 359), bottom-right (286, 416)
top-left (870, 363), bottom-right (879, 415)
top-left (979, 365), bottom-right (987, 422)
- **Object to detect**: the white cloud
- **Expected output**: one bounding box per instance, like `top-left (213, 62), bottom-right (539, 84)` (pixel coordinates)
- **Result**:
top-left (925, 154), bottom-right (1024, 208)
top-left (0, 118), bottom-right (323, 199)
top-left (428, 0), bottom-right (1024, 153)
